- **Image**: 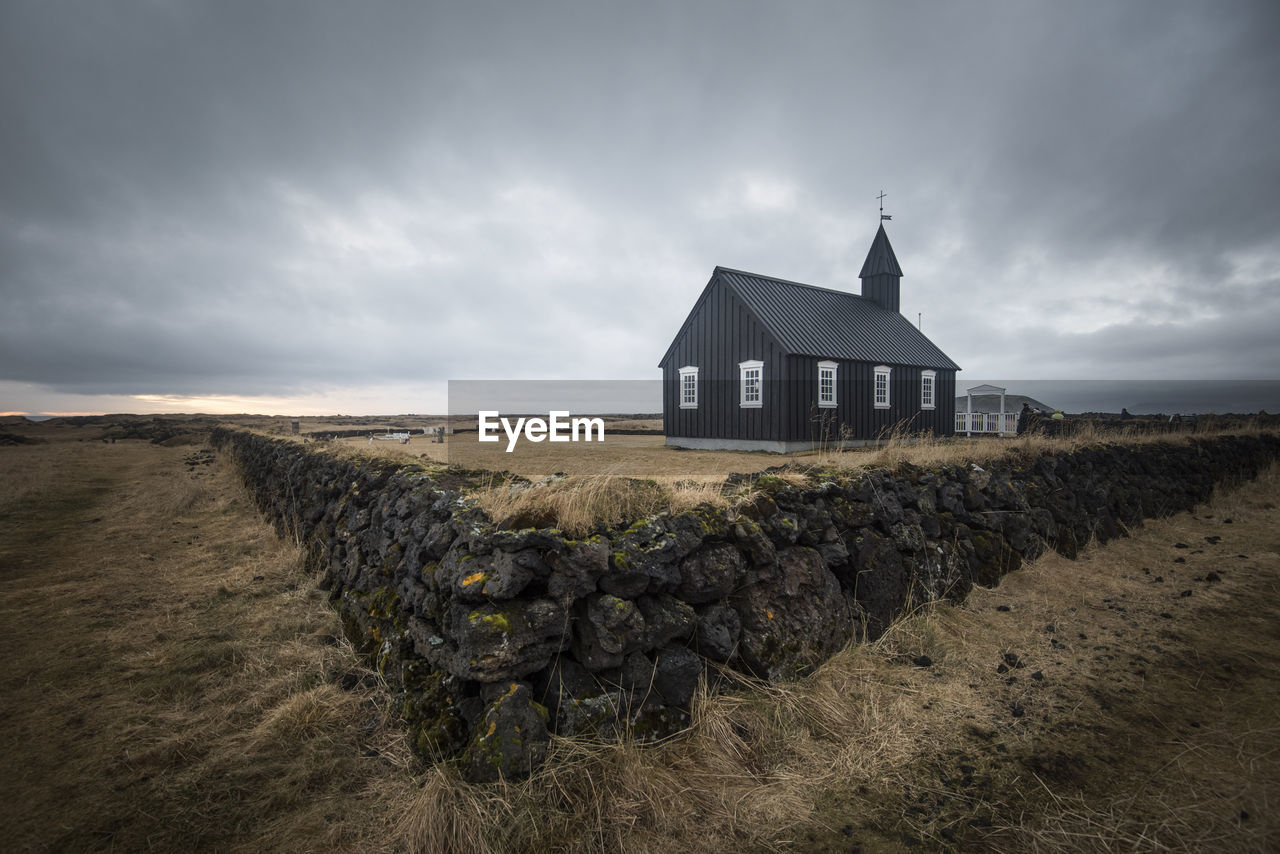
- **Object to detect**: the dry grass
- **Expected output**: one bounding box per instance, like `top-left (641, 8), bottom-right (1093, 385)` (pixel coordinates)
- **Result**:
top-left (390, 655), bottom-right (924, 853)
top-left (322, 430), bottom-right (793, 477)
top-left (0, 437), bottom-right (420, 852)
top-left (471, 474), bottom-right (731, 535)
top-left (467, 422), bottom-right (1277, 536)
top-left (315, 415), bottom-right (1277, 483)
top-left (4, 425), bottom-right (1278, 853)
top-left (807, 461), bottom-right (1280, 851)
top-left (0, 431), bottom-right (91, 516)
top-left (272, 414), bottom-right (1280, 540)
top-left (817, 417), bottom-right (1276, 474)
top-left (391, 462), bottom-right (1280, 853)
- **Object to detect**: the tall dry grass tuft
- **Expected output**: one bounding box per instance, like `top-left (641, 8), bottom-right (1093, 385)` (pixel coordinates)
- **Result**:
top-left (390, 649), bottom-right (929, 852)
top-left (250, 683), bottom-right (357, 743)
top-left (398, 765), bottom-right (508, 854)
top-left (471, 474), bottom-right (729, 536)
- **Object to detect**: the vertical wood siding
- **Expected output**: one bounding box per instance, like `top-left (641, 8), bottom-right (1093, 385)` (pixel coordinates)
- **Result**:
top-left (785, 358), bottom-right (955, 442)
top-left (662, 276), bottom-right (958, 443)
top-left (660, 279), bottom-right (787, 441)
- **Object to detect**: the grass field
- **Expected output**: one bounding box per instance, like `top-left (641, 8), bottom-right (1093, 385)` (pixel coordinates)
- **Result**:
top-left (319, 419), bottom-right (1280, 535)
top-left (0, 436), bottom-right (418, 851)
top-left (2, 425), bottom-right (1278, 851)
top-left (318, 417), bottom-right (1278, 476)
top-left (331, 430), bottom-right (773, 475)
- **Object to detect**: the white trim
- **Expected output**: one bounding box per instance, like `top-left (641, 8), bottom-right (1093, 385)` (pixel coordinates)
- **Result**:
top-left (817, 360), bottom-right (838, 408)
top-left (873, 365), bottom-right (892, 409)
top-left (739, 359), bottom-right (763, 408)
top-left (921, 369), bottom-right (936, 410)
top-left (678, 365), bottom-right (699, 409)
top-left (667, 435), bottom-right (892, 452)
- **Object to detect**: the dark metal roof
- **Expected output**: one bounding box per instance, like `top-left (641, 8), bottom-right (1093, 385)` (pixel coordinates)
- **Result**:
top-left (715, 267), bottom-right (961, 370)
top-left (858, 223), bottom-right (903, 278)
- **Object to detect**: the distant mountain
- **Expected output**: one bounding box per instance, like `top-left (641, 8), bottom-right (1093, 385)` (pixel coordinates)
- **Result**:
top-left (955, 393), bottom-right (1054, 414)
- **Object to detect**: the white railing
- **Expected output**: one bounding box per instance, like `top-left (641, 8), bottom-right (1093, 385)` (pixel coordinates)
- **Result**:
top-left (370, 432), bottom-right (412, 444)
top-left (955, 412), bottom-right (1019, 435)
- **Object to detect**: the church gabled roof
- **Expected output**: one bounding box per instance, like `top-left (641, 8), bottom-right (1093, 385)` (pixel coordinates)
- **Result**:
top-left (858, 223), bottom-right (903, 278)
top-left (658, 267), bottom-right (959, 370)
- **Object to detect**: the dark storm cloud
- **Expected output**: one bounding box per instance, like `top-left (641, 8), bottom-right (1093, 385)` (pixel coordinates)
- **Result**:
top-left (958, 5), bottom-right (1280, 272)
top-left (1, 1), bottom-right (1277, 412)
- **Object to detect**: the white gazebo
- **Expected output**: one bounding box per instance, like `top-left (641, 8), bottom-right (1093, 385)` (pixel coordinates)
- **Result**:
top-left (955, 383), bottom-right (1019, 436)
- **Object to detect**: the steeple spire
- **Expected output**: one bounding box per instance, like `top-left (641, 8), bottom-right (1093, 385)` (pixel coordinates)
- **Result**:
top-left (859, 222), bottom-right (903, 278)
top-left (859, 221), bottom-right (903, 313)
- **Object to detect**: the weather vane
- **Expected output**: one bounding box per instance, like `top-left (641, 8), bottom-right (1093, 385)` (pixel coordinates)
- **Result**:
top-left (877, 190), bottom-right (892, 221)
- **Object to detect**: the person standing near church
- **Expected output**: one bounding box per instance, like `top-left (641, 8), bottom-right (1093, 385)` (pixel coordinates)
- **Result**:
top-left (1017, 401), bottom-right (1035, 435)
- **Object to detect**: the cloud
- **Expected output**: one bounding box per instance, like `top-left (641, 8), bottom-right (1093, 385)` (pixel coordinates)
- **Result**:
top-left (1, 1), bottom-right (1277, 414)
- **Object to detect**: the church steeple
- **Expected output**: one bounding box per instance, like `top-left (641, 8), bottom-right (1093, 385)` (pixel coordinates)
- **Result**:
top-left (859, 222), bottom-right (903, 313)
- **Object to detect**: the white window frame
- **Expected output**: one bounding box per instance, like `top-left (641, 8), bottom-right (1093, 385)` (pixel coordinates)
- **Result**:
top-left (817, 360), bottom-right (838, 408)
top-left (874, 365), bottom-right (892, 409)
top-left (739, 359), bottom-right (763, 408)
top-left (678, 366), bottom-right (699, 409)
top-left (921, 370), bottom-right (936, 410)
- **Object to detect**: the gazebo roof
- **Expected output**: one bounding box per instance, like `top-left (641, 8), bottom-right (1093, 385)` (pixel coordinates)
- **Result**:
top-left (966, 383), bottom-right (1006, 395)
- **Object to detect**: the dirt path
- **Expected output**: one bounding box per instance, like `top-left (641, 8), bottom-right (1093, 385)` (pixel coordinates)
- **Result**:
top-left (0, 439), bottom-right (415, 853)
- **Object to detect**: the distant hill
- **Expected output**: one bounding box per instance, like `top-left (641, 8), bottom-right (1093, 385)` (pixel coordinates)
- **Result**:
top-left (955, 393), bottom-right (1054, 413)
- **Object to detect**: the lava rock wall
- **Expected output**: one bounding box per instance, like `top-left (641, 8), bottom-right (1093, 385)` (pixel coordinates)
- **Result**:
top-left (210, 427), bottom-right (1280, 781)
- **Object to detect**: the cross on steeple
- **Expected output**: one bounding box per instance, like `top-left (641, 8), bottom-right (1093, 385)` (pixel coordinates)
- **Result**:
top-left (877, 190), bottom-right (892, 221)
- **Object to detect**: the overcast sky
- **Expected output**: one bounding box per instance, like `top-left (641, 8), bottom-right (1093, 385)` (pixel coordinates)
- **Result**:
top-left (3, 1), bottom-right (1278, 415)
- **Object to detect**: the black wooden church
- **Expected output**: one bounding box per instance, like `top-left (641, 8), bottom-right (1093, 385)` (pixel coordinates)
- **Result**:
top-left (659, 224), bottom-right (959, 452)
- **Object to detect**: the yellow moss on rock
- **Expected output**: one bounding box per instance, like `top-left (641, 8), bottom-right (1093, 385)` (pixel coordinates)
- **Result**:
top-left (468, 609), bottom-right (513, 634)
